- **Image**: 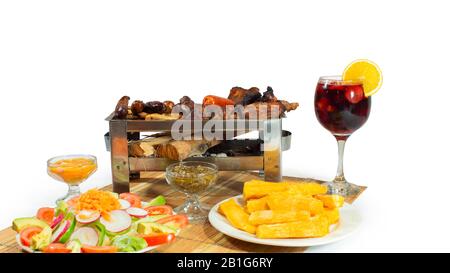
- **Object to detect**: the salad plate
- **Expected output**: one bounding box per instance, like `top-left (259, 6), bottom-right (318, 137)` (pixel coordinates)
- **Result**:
top-left (12, 189), bottom-right (188, 253)
top-left (15, 232), bottom-right (177, 253)
top-left (208, 195), bottom-right (362, 247)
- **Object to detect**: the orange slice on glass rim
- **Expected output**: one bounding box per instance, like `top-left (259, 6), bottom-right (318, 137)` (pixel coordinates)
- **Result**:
top-left (343, 59), bottom-right (383, 96)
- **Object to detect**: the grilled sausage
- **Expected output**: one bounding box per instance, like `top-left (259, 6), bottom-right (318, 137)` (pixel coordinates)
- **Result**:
top-left (114, 96), bottom-right (130, 119)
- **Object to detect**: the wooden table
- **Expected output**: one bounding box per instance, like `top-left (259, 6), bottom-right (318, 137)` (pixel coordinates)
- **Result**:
top-left (0, 171), bottom-right (365, 253)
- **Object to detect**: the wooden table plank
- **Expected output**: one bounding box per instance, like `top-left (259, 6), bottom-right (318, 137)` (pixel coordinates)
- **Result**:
top-left (0, 171), bottom-right (365, 253)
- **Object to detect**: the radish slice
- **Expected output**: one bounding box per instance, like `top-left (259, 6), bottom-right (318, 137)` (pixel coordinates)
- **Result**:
top-left (119, 199), bottom-right (131, 210)
top-left (51, 220), bottom-right (70, 243)
top-left (70, 227), bottom-right (98, 246)
top-left (76, 210), bottom-right (100, 224)
top-left (51, 214), bottom-right (64, 229)
top-left (100, 210), bottom-right (131, 233)
top-left (126, 207), bottom-right (148, 218)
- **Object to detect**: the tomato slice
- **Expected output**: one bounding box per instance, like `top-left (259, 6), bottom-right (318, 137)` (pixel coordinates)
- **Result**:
top-left (81, 245), bottom-right (118, 253)
top-left (36, 207), bottom-right (55, 225)
top-left (140, 233), bottom-right (175, 246)
top-left (144, 205), bottom-right (173, 215)
top-left (119, 193), bottom-right (142, 208)
top-left (20, 226), bottom-right (43, 247)
top-left (42, 243), bottom-right (71, 253)
top-left (156, 214), bottom-right (188, 228)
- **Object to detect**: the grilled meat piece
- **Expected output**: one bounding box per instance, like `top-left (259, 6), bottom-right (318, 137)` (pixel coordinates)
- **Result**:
top-left (228, 86), bottom-right (261, 106)
top-left (114, 96), bottom-right (130, 119)
top-left (131, 100), bottom-right (145, 115)
top-left (163, 100), bottom-right (175, 114)
top-left (279, 100), bottom-right (299, 112)
top-left (244, 101), bottom-right (298, 119)
top-left (173, 96), bottom-right (203, 119)
top-left (246, 100), bottom-right (299, 119)
top-left (261, 86), bottom-right (278, 102)
top-left (179, 96), bottom-right (195, 111)
top-left (260, 86), bottom-right (299, 114)
top-left (144, 101), bottom-right (165, 114)
top-left (243, 101), bottom-right (286, 119)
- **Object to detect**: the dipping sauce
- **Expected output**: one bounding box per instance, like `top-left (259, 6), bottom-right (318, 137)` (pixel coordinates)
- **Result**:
top-left (48, 157), bottom-right (97, 184)
top-left (166, 162), bottom-right (218, 194)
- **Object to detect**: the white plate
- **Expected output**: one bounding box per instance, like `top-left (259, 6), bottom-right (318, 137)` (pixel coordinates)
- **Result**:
top-left (208, 195), bottom-right (362, 247)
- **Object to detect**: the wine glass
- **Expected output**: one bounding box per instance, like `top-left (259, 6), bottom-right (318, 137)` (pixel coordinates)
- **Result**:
top-left (314, 76), bottom-right (371, 196)
top-left (47, 154), bottom-right (97, 203)
top-left (165, 161), bottom-right (218, 221)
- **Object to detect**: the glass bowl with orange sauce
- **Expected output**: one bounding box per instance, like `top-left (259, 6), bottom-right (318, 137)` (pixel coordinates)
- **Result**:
top-left (47, 155), bottom-right (97, 203)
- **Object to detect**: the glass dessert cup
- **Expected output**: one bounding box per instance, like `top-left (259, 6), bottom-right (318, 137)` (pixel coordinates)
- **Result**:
top-left (314, 76), bottom-right (371, 197)
top-left (47, 154), bottom-right (97, 203)
top-left (165, 161), bottom-right (218, 222)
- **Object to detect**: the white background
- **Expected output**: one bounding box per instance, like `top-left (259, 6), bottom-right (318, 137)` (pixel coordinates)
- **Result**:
top-left (1, 0), bottom-right (449, 252)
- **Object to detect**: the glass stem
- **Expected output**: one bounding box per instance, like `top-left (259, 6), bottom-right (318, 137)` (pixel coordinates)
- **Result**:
top-left (334, 138), bottom-right (347, 183)
top-left (186, 194), bottom-right (201, 207)
top-left (68, 184), bottom-right (81, 196)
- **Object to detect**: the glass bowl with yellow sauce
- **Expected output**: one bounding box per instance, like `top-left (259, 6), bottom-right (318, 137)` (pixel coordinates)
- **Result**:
top-left (165, 161), bottom-right (218, 221)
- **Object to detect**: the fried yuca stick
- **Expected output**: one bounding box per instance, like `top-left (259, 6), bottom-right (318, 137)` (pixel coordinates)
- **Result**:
top-left (219, 198), bottom-right (256, 234)
top-left (256, 215), bottom-right (329, 239)
top-left (321, 208), bottom-right (340, 225)
top-left (243, 180), bottom-right (327, 200)
top-left (246, 197), bottom-right (269, 213)
top-left (267, 192), bottom-right (324, 215)
top-left (284, 182), bottom-right (327, 196)
top-left (249, 210), bottom-right (310, 225)
top-left (243, 180), bottom-right (287, 200)
top-left (314, 194), bottom-right (345, 209)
